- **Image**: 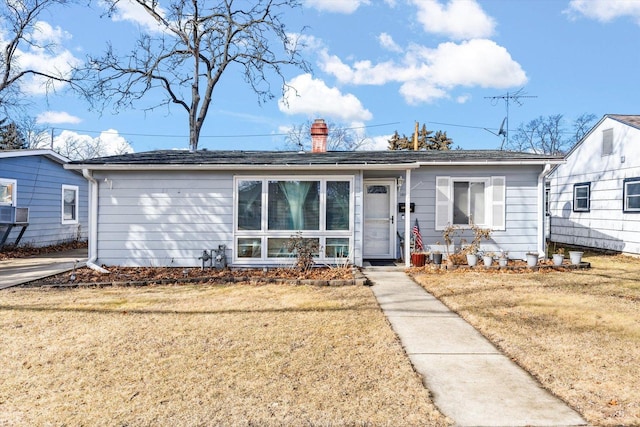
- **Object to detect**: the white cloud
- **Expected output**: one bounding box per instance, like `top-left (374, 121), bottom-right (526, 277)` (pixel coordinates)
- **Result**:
top-left (4, 20), bottom-right (81, 96)
top-left (566, 0), bottom-right (640, 24)
top-left (378, 33), bottom-right (403, 53)
top-left (279, 73), bottom-right (372, 122)
top-left (365, 134), bottom-right (393, 150)
top-left (36, 111), bottom-right (82, 125)
top-left (53, 129), bottom-right (134, 160)
top-left (411, 0), bottom-right (496, 40)
top-left (101, 0), bottom-right (167, 33)
top-left (304, 0), bottom-right (370, 14)
top-left (318, 39), bottom-right (526, 104)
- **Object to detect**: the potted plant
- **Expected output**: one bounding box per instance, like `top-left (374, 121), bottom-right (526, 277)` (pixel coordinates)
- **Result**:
top-left (466, 251), bottom-right (478, 267)
top-left (526, 252), bottom-right (539, 267)
top-left (482, 252), bottom-right (494, 267)
top-left (569, 250), bottom-right (583, 265)
top-left (497, 250), bottom-right (508, 267)
top-left (552, 248), bottom-right (565, 266)
top-left (431, 242), bottom-right (443, 265)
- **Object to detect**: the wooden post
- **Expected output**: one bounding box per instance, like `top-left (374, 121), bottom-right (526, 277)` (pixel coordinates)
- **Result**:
top-left (413, 121), bottom-right (419, 151)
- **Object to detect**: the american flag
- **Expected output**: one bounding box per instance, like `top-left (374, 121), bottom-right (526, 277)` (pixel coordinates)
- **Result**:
top-left (412, 218), bottom-right (424, 251)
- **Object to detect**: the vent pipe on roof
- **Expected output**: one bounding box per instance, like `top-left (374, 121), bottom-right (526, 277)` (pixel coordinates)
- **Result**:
top-left (310, 119), bottom-right (328, 153)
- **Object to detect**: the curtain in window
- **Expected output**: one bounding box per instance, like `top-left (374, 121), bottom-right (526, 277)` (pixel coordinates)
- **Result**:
top-left (63, 189), bottom-right (76, 220)
top-left (268, 181), bottom-right (319, 230)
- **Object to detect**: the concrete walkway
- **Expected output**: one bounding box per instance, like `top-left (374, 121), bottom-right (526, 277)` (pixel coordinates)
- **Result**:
top-left (364, 268), bottom-right (587, 427)
top-left (0, 248), bottom-right (88, 290)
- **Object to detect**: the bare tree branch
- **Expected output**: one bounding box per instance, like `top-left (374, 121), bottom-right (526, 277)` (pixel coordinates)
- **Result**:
top-left (75, 0), bottom-right (310, 151)
top-left (1, 0), bottom-right (76, 114)
top-left (507, 113), bottom-right (596, 155)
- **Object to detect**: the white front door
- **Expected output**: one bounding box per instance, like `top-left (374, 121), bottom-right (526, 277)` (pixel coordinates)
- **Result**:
top-left (363, 180), bottom-right (396, 258)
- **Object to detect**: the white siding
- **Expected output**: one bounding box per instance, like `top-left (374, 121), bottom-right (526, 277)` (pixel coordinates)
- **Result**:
top-left (548, 117), bottom-right (640, 254)
top-left (94, 170), bottom-right (363, 267)
top-left (94, 170), bottom-right (232, 267)
top-left (399, 165), bottom-right (542, 259)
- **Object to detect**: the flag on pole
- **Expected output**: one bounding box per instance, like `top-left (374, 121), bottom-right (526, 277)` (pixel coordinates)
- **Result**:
top-left (412, 218), bottom-right (424, 251)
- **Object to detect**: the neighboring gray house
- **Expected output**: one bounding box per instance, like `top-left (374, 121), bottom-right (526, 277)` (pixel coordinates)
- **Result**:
top-left (0, 149), bottom-right (88, 248)
top-left (67, 124), bottom-right (561, 268)
top-left (548, 114), bottom-right (640, 255)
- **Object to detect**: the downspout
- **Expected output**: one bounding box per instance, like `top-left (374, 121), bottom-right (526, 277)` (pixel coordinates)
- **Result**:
top-left (82, 169), bottom-right (110, 273)
top-left (537, 164), bottom-right (552, 259)
top-left (404, 169), bottom-right (412, 268)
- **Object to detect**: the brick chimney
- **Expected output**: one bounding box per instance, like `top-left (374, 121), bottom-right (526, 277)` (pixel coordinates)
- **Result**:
top-left (310, 119), bottom-right (329, 153)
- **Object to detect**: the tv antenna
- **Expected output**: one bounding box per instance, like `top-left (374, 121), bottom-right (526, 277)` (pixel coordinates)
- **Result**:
top-left (485, 88), bottom-right (536, 149)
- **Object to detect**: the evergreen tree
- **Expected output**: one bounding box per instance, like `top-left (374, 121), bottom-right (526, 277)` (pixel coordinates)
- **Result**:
top-left (0, 119), bottom-right (26, 149)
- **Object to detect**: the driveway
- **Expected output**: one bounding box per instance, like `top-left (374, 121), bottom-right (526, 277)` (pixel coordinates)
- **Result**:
top-left (0, 249), bottom-right (88, 289)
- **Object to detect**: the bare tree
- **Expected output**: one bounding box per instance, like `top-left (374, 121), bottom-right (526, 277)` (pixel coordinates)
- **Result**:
top-left (507, 113), bottom-right (596, 155)
top-left (0, 0), bottom-right (74, 113)
top-left (50, 132), bottom-right (132, 160)
top-left (77, 0), bottom-right (310, 151)
top-left (283, 120), bottom-right (370, 151)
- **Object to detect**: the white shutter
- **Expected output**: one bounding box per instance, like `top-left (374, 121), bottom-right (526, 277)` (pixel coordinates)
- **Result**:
top-left (435, 176), bottom-right (451, 231)
top-left (491, 176), bottom-right (506, 230)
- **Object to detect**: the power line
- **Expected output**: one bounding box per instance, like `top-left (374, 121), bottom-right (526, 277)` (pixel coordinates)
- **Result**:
top-left (54, 121), bottom-right (403, 139)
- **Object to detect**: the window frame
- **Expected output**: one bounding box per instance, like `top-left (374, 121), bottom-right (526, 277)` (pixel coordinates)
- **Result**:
top-left (435, 176), bottom-right (505, 231)
top-left (623, 178), bottom-right (640, 213)
top-left (233, 175), bottom-right (354, 264)
top-left (61, 184), bottom-right (79, 224)
top-left (602, 128), bottom-right (613, 157)
top-left (0, 178), bottom-right (17, 206)
top-left (572, 182), bottom-right (591, 213)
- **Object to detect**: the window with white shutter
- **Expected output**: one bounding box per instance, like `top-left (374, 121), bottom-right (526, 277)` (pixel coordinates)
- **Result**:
top-left (434, 175), bottom-right (506, 231)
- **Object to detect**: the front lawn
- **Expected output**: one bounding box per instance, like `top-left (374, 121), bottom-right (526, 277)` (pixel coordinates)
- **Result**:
top-left (0, 283), bottom-right (449, 426)
top-left (412, 254), bottom-right (640, 426)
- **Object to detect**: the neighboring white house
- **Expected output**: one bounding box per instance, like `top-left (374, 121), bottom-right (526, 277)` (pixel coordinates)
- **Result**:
top-left (66, 120), bottom-right (562, 268)
top-left (0, 149), bottom-right (89, 248)
top-left (548, 114), bottom-right (640, 255)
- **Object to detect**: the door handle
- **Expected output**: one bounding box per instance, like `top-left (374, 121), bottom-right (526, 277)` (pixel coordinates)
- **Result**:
top-left (391, 215), bottom-right (394, 224)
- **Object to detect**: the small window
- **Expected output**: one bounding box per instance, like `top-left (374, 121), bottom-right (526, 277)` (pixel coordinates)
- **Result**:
top-left (573, 183), bottom-right (590, 212)
top-left (0, 179), bottom-right (17, 206)
top-left (624, 178), bottom-right (640, 213)
top-left (62, 185), bottom-right (79, 224)
top-left (453, 181), bottom-right (486, 225)
top-left (602, 128), bottom-right (613, 156)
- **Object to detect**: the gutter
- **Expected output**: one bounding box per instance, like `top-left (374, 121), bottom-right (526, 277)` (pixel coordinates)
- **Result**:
top-left (537, 164), bottom-right (552, 259)
top-left (82, 169), bottom-right (110, 273)
top-left (64, 158), bottom-right (563, 172)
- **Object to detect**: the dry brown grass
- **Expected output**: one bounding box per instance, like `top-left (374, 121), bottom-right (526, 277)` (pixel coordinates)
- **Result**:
top-left (0, 283), bottom-right (449, 426)
top-left (412, 254), bottom-right (640, 426)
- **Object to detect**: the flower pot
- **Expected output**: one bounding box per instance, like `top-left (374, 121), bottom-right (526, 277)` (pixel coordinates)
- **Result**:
top-left (411, 253), bottom-right (426, 267)
top-left (466, 253), bottom-right (478, 267)
top-left (498, 257), bottom-right (508, 267)
top-left (483, 255), bottom-right (493, 267)
top-left (569, 251), bottom-right (583, 265)
top-left (432, 253), bottom-right (443, 265)
top-left (552, 253), bottom-right (564, 266)
top-left (526, 253), bottom-right (538, 267)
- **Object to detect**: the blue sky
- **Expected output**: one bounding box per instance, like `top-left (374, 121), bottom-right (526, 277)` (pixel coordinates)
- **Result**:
top-left (6, 0), bottom-right (640, 154)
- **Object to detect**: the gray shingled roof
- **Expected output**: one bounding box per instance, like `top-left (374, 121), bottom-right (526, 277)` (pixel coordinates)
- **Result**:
top-left (69, 149), bottom-right (562, 167)
top-left (609, 115), bottom-right (640, 130)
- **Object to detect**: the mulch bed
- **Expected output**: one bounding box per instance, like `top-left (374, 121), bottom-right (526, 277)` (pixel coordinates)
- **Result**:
top-left (0, 241), bottom-right (87, 260)
top-left (21, 265), bottom-right (366, 288)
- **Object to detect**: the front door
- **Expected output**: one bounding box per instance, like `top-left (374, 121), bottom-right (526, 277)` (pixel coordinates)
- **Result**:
top-left (363, 180), bottom-right (396, 259)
